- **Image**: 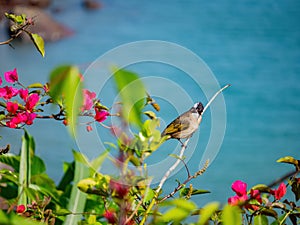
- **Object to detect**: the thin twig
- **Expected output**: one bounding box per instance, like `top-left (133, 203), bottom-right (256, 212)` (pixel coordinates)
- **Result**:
top-left (158, 160), bottom-right (209, 203)
top-left (140, 84), bottom-right (230, 225)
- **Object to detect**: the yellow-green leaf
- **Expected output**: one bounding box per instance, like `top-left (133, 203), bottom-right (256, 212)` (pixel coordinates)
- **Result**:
top-left (30, 33), bottom-right (45, 57)
top-left (198, 202), bottom-right (220, 225)
top-left (277, 156), bottom-right (299, 169)
top-left (222, 205), bottom-right (242, 225)
top-left (113, 68), bottom-right (145, 128)
top-left (49, 65), bottom-right (83, 137)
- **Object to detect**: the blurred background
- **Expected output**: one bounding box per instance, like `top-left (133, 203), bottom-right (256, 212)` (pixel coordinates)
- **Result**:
top-left (0, 0), bottom-right (300, 205)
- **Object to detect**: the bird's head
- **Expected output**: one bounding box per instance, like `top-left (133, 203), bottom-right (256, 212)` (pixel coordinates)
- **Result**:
top-left (193, 102), bottom-right (204, 115)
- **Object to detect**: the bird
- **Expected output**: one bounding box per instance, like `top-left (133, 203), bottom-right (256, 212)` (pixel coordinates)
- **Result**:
top-left (161, 102), bottom-right (204, 145)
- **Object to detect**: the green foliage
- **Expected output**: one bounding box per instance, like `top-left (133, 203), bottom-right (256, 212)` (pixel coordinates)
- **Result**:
top-left (29, 33), bottom-right (45, 57)
top-left (18, 130), bottom-right (34, 206)
top-left (159, 198), bottom-right (197, 223)
top-left (64, 151), bottom-right (90, 225)
top-left (49, 65), bottom-right (83, 137)
top-left (113, 68), bottom-right (145, 128)
top-left (197, 202), bottom-right (220, 225)
top-left (4, 13), bottom-right (46, 57)
top-left (1, 64), bottom-right (299, 225)
top-left (221, 204), bottom-right (242, 225)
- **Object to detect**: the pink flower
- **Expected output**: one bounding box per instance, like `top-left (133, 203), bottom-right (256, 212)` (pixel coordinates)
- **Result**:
top-left (6, 102), bottom-right (18, 114)
top-left (19, 89), bottom-right (29, 101)
top-left (82, 89), bottom-right (96, 111)
top-left (23, 112), bottom-right (37, 125)
top-left (103, 210), bottom-right (116, 224)
top-left (16, 204), bottom-right (26, 214)
top-left (0, 86), bottom-right (18, 100)
top-left (4, 68), bottom-right (18, 83)
top-left (232, 180), bottom-right (247, 197)
top-left (25, 93), bottom-right (39, 111)
top-left (109, 179), bottom-right (129, 198)
top-left (250, 189), bottom-right (262, 203)
top-left (228, 180), bottom-right (249, 206)
top-left (271, 182), bottom-right (287, 200)
top-left (94, 108), bottom-right (109, 123)
top-left (228, 195), bottom-right (240, 206)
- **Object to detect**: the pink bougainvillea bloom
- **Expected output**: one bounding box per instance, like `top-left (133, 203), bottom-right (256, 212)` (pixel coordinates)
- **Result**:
top-left (25, 93), bottom-right (39, 111)
top-left (0, 86), bottom-right (18, 100)
top-left (4, 68), bottom-right (18, 83)
top-left (228, 195), bottom-right (240, 206)
top-left (6, 102), bottom-right (18, 114)
top-left (103, 210), bottom-right (116, 224)
top-left (272, 182), bottom-right (287, 200)
top-left (82, 89), bottom-right (96, 111)
top-left (16, 204), bottom-right (26, 214)
top-left (94, 108), bottom-right (109, 123)
top-left (23, 112), bottom-right (37, 125)
top-left (232, 180), bottom-right (247, 197)
top-left (19, 89), bottom-right (28, 101)
top-left (250, 189), bottom-right (262, 203)
top-left (109, 179), bottom-right (129, 198)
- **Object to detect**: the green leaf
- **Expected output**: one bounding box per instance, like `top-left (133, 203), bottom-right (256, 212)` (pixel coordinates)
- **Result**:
top-left (27, 83), bottom-right (44, 89)
top-left (113, 68), bottom-right (145, 128)
top-left (18, 130), bottom-right (34, 206)
top-left (90, 150), bottom-right (109, 172)
top-left (221, 205), bottom-right (242, 225)
top-left (55, 208), bottom-right (72, 216)
top-left (57, 162), bottom-right (75, 191)
top-left (180, 188), bottom-right (210, 197)
top-left (161, 198), bottom-right (197, 211)
top-left (63, 158), bottom-right (89, 225)
top-left (160, 199), bottom-right (197, 223)
top-left (72, 150), bottom-right (89, 165)
top-left (260, 208), bottom-right (278, 218)
top-left (0, 210), bottom-right (9, 223)
top-left (5, 13), bottom-right (26, 24)
top-left (31, 156), bottom-right (46, 175)
top-left (144, 110), bottom-right (157, 119)
top-left (251, 184), bottom-right (271, 193)
top-left (49, 65), bottom-right (83, 137)
top-left (29, 33), bottom-right (45, 57)
top-left (161, 207), bottom-right (191, 222)
top-left (277, 156), bottom-right (299, 169)
top-left (254, 215), bottom-right (268, 225)
top-left (198, 202), bottom-right (220, 225)
top-left (0, 154), bottom-right (20, 171)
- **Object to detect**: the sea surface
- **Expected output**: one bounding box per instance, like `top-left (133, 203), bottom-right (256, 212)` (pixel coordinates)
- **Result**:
top-left (1, 0), bottom-right (300, 207)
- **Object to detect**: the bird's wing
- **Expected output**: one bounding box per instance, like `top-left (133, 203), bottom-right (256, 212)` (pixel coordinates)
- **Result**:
top-left (162, 116), bottom-right (190, 136)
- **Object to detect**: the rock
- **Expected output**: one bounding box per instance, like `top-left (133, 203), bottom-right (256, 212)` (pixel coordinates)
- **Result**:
top-left (82, 0), bottom-right (102, 10)
top-left (11, 6), bottom-right (73, 42)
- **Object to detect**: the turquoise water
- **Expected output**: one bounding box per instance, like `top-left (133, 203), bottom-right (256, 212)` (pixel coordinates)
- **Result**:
top-left (1, 0), bottom-right (300, 205)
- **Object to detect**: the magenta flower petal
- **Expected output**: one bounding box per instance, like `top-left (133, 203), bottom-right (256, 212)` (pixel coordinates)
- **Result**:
top-left (274, 183), bottom-right (286, 200)
top-left (4, 68), bottom-right (18, 83)
top-left (232, 180), bottom-right (247, 197)
top-left (19, 89), bottom-right (29, 101)
top-left (0, 86), bottom-right (18, 100)
top-left (94, 108), bottom-right (109, 122)
top-left (6, 102), bottom-right (18, 114)
top-left (82, 89), bottom-right (96, 111)
top-left (25, 93), bottom-right (40, 111)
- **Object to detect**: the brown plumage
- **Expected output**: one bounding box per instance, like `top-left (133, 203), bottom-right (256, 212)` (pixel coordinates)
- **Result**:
top-left (161, 102), bottom-right (204, 144)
